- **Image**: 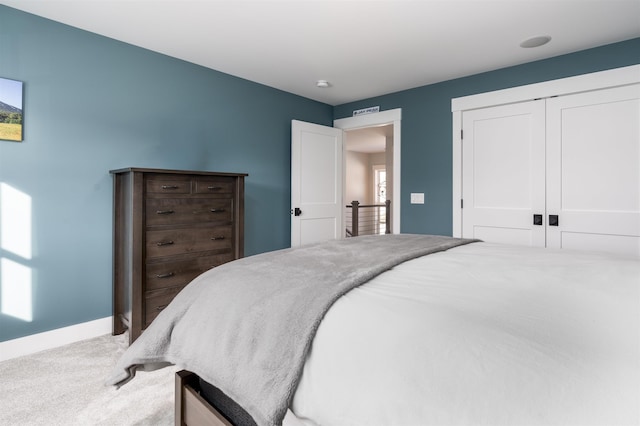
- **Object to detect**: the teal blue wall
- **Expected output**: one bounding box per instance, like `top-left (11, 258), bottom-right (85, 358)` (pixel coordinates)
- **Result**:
top-left (0, 6), bottom-right (332, 341)
top-left (1, 4), bottom-right (638, 342)
top-left (334, 38), bottom-right (640, 236)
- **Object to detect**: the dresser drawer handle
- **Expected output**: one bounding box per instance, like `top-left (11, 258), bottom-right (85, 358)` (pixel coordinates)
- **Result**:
top-left (161, 185), bottom-right (179, 190)
top-left (156, 272), bottom-right (175, 279)
top-left (155, 304), bottom-right (168, 311)
top-left (156, 210), bottom-right (175, 215)
top-left (156, 240), bottom-right (174, 246)
top-left (211, 236), bottom-right (226, 241)
top-left (210, 208), bottom-right (226, 213)
top-left (207, 186), bottom-right (223, 191)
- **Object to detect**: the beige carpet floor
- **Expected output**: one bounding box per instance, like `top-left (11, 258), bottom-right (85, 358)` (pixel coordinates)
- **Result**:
top-left (0, 332), bottom-right (179, 426)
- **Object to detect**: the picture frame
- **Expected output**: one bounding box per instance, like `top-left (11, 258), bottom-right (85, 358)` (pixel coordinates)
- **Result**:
top-left (0, 77), bottom-right (24, 142)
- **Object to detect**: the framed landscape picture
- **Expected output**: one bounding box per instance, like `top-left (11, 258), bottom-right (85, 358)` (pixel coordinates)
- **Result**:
top-left (0, 77), bottom-right (24, 142)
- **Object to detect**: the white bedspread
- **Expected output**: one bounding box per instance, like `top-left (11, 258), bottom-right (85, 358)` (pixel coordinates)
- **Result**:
top-left (289, 242), bottom-right (640, 426)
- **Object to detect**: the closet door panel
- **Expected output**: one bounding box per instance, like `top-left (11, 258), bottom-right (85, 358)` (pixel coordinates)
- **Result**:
top-left (461, 100), bottom-right (545, 246)
top-left (546, 84), bottom-right (640, 256)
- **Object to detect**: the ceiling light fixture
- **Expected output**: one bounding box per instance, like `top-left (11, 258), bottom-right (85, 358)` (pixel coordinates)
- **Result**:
top-left (316, 80), bottom-right (330, 88)
top-left (520, 35), bottom-right (552, 48)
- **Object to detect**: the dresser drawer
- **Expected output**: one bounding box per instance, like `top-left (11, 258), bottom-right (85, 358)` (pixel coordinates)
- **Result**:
top-left (146, 253), bottom-right (235, 291)
top-left (146, 198), bottom-right (233, 226)
top-left (144, 286), bottom-right (184, 327)
top-left (193, 178), bottom-right (234, 194)
top-left (146, 226), bottom-right (233, 259)
top-left (146, 178), bottom-right (191, 194)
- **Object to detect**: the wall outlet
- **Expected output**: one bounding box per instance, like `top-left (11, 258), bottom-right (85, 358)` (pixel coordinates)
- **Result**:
top-left (410, 193), bottom-right (425, 204)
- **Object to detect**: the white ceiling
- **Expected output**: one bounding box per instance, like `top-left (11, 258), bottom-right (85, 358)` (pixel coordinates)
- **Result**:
top-left (2, 0), bottom-right (639, 106)
top-left (346, 125), bottom-right (392, 153)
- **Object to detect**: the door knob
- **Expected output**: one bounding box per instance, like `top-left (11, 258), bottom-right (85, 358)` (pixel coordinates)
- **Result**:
top-left (533, 214), bottom-right (543, 226)
top-left (293, 207), bottom-right (302, 216)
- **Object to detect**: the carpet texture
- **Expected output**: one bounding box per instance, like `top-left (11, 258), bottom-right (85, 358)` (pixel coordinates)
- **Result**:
top-left (0, 333), bottom-right (178, 425)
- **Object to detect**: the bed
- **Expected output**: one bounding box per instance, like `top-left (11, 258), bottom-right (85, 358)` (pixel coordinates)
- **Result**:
top-left (107, 234), bottom-right (640, 426)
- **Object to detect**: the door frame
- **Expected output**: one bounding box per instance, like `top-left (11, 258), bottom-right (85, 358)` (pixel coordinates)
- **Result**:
top-left (451, 64), bottom-right (640, 237)
top-left (334, 108), bottom-right (402, 234)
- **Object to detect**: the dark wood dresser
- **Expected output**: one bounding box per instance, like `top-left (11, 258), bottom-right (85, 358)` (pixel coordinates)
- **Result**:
top-left (110, 168), bottom-right (247, 343)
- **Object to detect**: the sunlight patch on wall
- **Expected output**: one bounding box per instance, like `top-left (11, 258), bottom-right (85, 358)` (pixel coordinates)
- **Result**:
top-left (1, 183), bottom-right (32, 259)
top-left (1, 258), bottom-right (32, 321)
top-left (1, 182), bottom-right (34, 322)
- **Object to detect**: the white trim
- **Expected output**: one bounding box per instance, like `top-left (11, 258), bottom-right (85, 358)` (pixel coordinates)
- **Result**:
top-left (452, 110), bottom-right (462, 237)
top-left (451, 65), bottom-right (640, 239)
top-left (334, 108), bottom-right (402, 234)
top-left (452, 64), bottom-right (640, 112)
top-left (334, 108), bottom-right (401, 129)
top-left (0, 317), bottom-right (112, 361)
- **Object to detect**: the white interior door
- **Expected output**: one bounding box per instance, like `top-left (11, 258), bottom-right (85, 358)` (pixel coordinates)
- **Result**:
top-left (461, 100), bottom-right (546, 246)
top-left (546, 84), bottom-right (640, 256)
top-left (291, 120), bottom-right (343, 247)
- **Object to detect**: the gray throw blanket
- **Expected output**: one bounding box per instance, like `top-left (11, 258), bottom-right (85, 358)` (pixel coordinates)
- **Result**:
top-left (106, 234), bottom-right (476, 426)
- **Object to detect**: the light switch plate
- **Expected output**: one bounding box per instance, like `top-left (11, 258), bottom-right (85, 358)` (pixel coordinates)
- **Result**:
top-left (410, 193), bottom-right (425, 204)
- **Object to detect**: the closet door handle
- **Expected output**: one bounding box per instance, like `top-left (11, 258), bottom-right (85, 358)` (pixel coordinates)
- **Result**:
top-left (533, 214), bottom-right (543, 226)
top-left (549, 215), bottom-right (559, 227)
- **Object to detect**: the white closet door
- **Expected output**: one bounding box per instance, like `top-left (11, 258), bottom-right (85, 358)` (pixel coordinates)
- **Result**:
top-left (546, 84), bottom-right (640, 256)
top-left (462, 100), bottom-right (546, 246)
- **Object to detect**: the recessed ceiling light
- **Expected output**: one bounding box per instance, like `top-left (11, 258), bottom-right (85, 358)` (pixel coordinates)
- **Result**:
top-left (316, 80), bottom-right (330, 88)
top-left (520, 35), bottom-right (552, 48)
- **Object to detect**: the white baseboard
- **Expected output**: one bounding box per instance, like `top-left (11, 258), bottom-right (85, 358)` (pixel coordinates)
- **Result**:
top-left (0, 316), bottom-right (113, 362)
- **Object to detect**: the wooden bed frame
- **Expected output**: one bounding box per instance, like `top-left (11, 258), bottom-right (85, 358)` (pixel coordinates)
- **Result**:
top-left (175, 370), bottom-right (233, 426)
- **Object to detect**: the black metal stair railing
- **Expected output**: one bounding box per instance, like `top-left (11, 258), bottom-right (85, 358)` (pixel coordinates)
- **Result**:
top-left (345, 200), bottom-right (391, 237)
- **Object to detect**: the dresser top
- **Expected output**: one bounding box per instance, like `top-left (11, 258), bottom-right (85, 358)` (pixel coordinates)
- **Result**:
top-left (109, 167), bottom-right (248, 177)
